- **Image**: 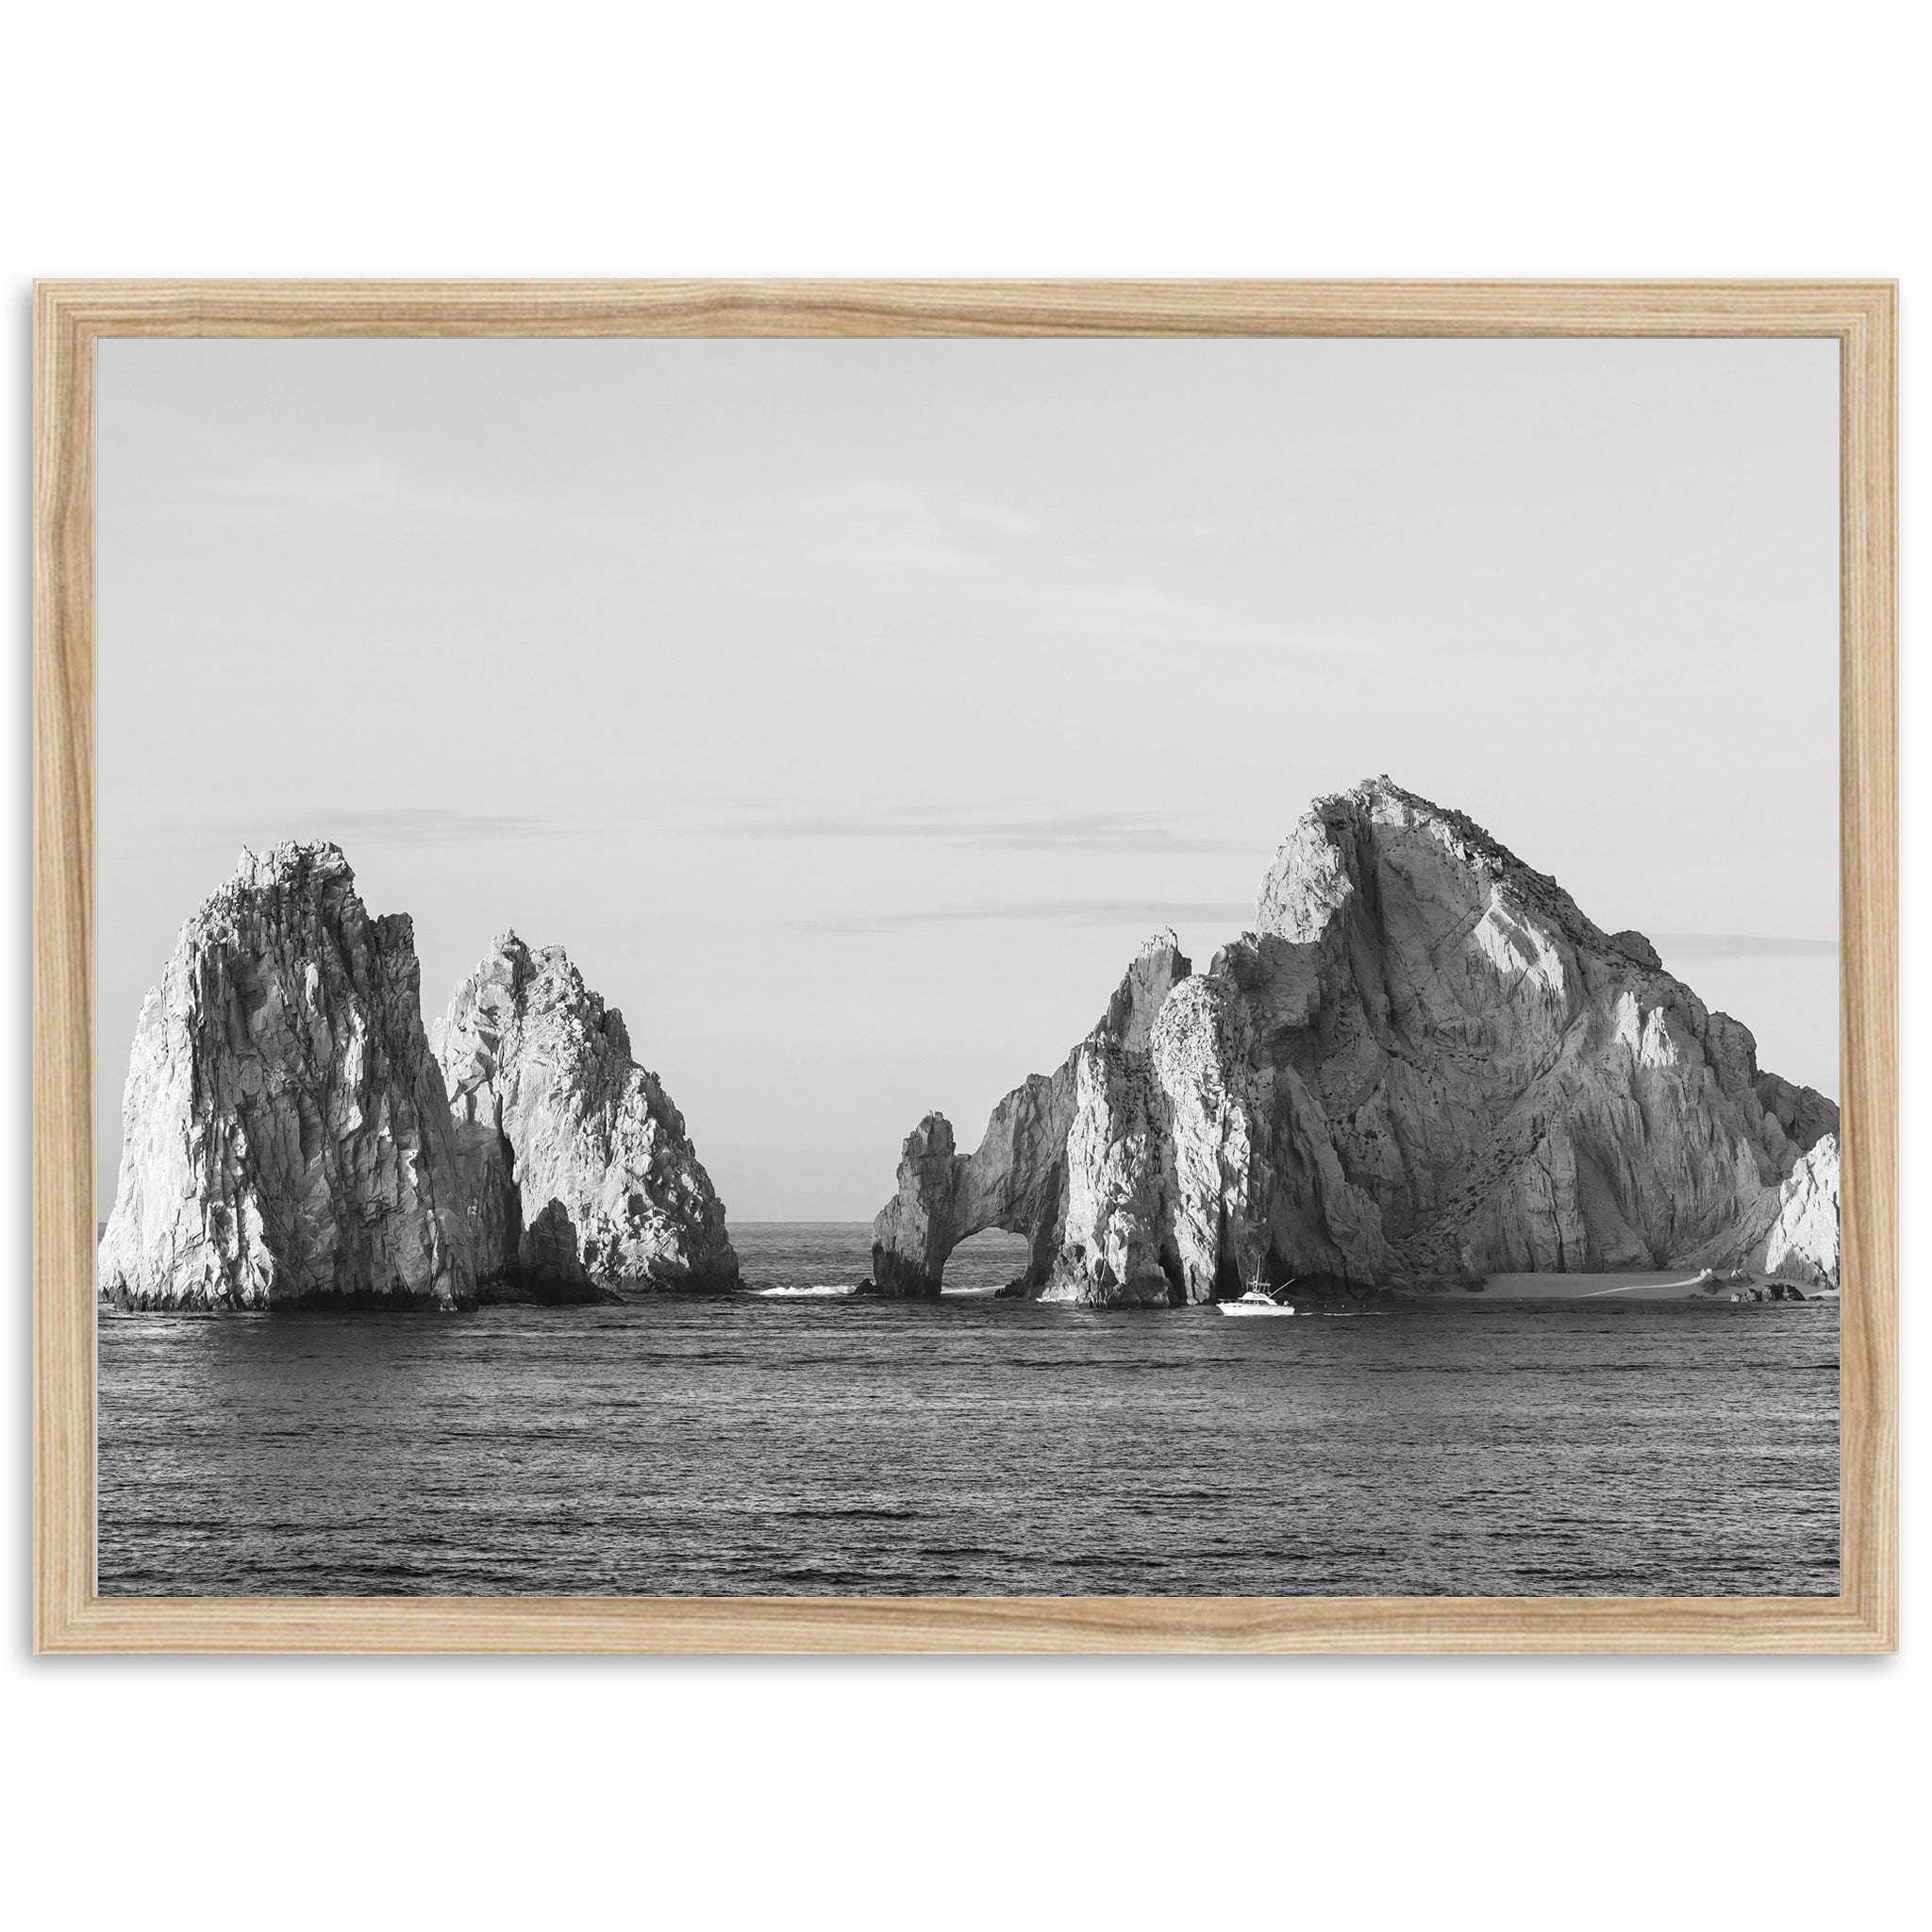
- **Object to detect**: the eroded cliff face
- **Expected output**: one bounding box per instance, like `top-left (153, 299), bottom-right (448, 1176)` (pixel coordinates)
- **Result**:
top-left (97, 844), bottom-right (480, 1309)
top-left (870, 934), bottom-right (1194, 1300)
top-left (1762, 1135), bottom-right (1840, 1291)
top-left (432, 936), bottom-right (739, 1291)
top-left (871, 779), bottom-right (1840, 1302)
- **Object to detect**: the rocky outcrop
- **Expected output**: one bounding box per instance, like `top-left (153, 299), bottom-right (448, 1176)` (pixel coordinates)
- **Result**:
top-left (432, 935), bottom-right (739, 1291)
top-left (98, 843), bottom-right (481, 1309)
top-left (505, 1198), bottom-right (597, 1301)
top-left (1761, 1134), bottom-right (1840, 1290)
top-left (869, 933), bottom-right (1189, 1299)
top-left (98, 850), bottom-right (741, 1311)
top-left (871, 778), bottom-right (1840, 1302)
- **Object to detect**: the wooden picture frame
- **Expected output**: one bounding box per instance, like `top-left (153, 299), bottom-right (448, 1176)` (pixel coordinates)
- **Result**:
top-left (34, 280), bottom-right (1898, 1654)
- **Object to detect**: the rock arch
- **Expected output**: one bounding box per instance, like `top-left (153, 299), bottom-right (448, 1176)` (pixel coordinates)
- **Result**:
top-left (867, 934), bottom-right (1193, 1302)
top-left (867, 778), bottom-right (1843, 1304)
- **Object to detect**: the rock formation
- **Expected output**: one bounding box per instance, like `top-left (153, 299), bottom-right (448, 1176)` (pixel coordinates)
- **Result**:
top-left (98, 849), bottom-right (741, 1311)
top-left (432, 935), bottom-right (740, 1291)
top-left (98, 843), bottom-right (482, 1309)
top-left (1761, 1134), bottom-right (1840, 1291)
top-left (871, 777), bottom-right (1840, 1302)
top-left (867, 933), bottom-right (1194, 1302)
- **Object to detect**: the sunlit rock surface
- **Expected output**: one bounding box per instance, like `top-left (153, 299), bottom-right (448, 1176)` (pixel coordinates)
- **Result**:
top-left (871, 778), bottom-right (1840, 1303)
top-left (97, 843), bottom-right (480, 1309)
top-left (433, 935), bottom-right (739, 1291)
top-left (1761, 1134), bottom-right (1840, 1290)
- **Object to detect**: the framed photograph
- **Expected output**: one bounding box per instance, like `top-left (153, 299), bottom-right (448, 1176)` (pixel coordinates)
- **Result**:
top-left (34, 281), bottom-right (1896, 1653)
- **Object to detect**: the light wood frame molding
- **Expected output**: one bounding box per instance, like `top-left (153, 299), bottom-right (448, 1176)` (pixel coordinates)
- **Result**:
top-left (34, 280), bottom-right (1898, 1654)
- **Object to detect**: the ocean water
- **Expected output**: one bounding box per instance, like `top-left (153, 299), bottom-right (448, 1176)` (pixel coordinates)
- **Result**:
top-left (97, 1223), bottom-right (1840, 1598)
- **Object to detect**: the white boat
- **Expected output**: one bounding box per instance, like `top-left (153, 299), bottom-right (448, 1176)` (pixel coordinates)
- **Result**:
top-left (1218, 1291), bottom-right (1297, 1317)
top-left (1218, 1267), bottom-right (1296, 1317)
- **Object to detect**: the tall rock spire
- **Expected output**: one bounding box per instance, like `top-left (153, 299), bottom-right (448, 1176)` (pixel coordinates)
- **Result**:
top-left (432, 935), bottom-right (740, 1291)
top-left (98, 842), bottom-right (481, 1308)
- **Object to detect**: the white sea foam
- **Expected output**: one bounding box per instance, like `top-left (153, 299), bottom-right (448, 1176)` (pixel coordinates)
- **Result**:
top-left (748, 1284), bottom-right (856, 1298)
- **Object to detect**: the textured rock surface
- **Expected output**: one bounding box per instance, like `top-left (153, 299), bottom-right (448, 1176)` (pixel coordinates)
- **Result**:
top-left (868, 933), bottom-right (1189, 1299)
top-left (98, 844), bottom-right (480, 1309)
top-left (1761, 1134), bottom-right (1840, 1290)
top-left (432, 935), bottom-right (739, 1290)
top-left (509, 1198), bottom-right (597, 1300)
top-left (872, 779), bottom-right (1840, 1302)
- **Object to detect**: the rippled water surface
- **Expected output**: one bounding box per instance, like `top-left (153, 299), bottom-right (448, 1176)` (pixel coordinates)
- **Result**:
top-left (98, 1223), bottom-right (1840, 1597)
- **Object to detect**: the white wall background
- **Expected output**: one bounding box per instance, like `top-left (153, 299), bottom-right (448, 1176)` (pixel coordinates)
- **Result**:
top-left (3, 5), bottom-right (1921, 1928)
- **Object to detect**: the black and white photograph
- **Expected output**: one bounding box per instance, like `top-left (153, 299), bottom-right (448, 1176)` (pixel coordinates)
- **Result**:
top-left (92, 333), bottom-right (1843, 1601)
top-left (9, 4), bottom-right (1925, 1927)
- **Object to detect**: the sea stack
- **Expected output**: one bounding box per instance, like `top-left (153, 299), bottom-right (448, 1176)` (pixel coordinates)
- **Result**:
top-left (98, 843), bottom-right (482, 1309)
top-left (432, 935), bottom-right (740, 1291)
top-left (870, 777), bottom-right (1841, 1303)
top-left (868, 932), bottom-right (1191, 1300)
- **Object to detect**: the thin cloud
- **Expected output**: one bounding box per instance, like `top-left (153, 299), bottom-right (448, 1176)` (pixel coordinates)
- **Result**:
top-left (709, 807), bottom-right (1249, 855)
top-left (1651, 932), bottom-right (1839, 960)
top-left (312, 808), bottom-right (589, 845)
top-left (111, 804), bottom-right (597, 855)
top-left (182, 455), bottom-right (496, 523)
top-left (798, 897), bottom-right (1253, 935)
top-left (166, 455), bottom-right (1339, 662)
top-left (798, 914), bottom-right (1842, 955)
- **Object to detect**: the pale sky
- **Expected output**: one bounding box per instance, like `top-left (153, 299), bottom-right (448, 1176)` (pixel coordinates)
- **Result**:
top-left (97, 337), bottom-right (1840, 1220)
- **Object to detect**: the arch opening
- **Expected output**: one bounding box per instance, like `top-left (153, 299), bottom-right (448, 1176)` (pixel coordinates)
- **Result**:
top-left (938, 1225), bottom-right (1034, 1296)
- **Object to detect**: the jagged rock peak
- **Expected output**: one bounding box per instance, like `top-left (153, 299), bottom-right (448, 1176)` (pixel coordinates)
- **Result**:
top-left (452, 931), bottom-right (636, 1062)
top-left (236, 838), bottom-right (347, 889)
top-left (1100, 930), bottom-right (1191, 1052)
top-left (872, 779), bottom-right (1841, 1303)
top-left (433, 935), bottom-right (739, 1291)
top-left (98, 841), bottom-right (480, 1310)
top-left (1257, 774), bottom-right (1596, 948)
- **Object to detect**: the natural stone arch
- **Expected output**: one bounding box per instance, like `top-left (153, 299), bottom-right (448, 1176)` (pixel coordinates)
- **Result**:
top-left (866, 778), bottom-right (1844, 1306)
top-left (866, 1110), bottom-right (1070, 1296)
top-left (867, 936), bottom-right (1191, 1302)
